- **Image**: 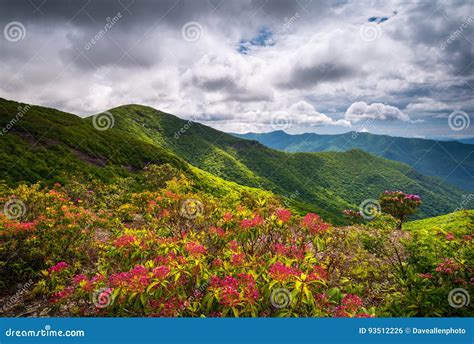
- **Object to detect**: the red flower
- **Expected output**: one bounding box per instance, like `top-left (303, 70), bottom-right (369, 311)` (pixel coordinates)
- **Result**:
top-left (49, 261), bottom-right (69, 273)
top-left (113, 235), bottom-right (136, 248)
top-left (153, 266), bottom-right (171, 279)
top-left (276, 209), bottom-right (292, 223)
top-left (418, 273), bottom-right (433, 279)
top-left (241, 214), bottom-right (264, 228)
top-left (269, 262), bottom-right (301, 281)
top-left (185, 242), bottom-right (207, 256)
top-left (231, 253), bottom-right (245, 265)
top-left (301, 213), bottom-right (329, 234)
top-left (50, 286), bottom-right (73, 303)
top-left (222, 212), bottom-right (233, 222)
top-left (435, 258), bottom-right (459, 274)
top-left (445, 233), bottom-right (455, 241)
top-left (341, 294), bottom-right (363, 312)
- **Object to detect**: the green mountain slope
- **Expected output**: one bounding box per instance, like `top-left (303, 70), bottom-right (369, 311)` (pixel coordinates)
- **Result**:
top-left (99, 104), bottom-right (468, 221)
top-left (235, 131), bottom-right (474, 191)
top-left (0, 98), bottom-right (470, 223)
top-left (404, 209), bottom-right (474, 233)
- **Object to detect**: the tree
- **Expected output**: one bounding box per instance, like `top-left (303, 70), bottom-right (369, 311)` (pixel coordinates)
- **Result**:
top-left (379, 191), bottom-right (421, 229)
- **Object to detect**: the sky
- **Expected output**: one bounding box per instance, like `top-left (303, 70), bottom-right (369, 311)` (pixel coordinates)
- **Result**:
top-left (0, 0), bottom-right (473, 139)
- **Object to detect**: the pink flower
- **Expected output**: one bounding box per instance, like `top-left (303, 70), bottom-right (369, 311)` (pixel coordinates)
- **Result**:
top-left (49, 261), bottom-right (69, 273)
top-left (301, 213), bottom-right (329, 234)
top-left (276, 209), bottom-right (292, 223)
top-left (222, 212), bottom-right (233, 222)
top-left (231, 253), bottom-right (245, 265)
top-left (241, 214), bottom-right (264, 228)
top-left (341, 294), bottom-right (363, 312)
top-left (435, 258), bottom-right (459, 274)
top-left (269, 262), bottom-right (301, 281)
top-left (153, 266), bottom-right (171, 279)
top-left (185, 242), bottom-right (207, 256)
top-left (418, 273), bottom-right (433, 279)
top-left (113, 235), bottom-right (136, 248)
top-left (445, 233), bottom-right (455, 241)
top-left (50, 286), bottom-right (74, 303)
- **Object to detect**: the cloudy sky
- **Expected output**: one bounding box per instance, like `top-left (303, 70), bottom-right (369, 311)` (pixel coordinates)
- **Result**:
top-left (0, 0), bottom-right (473, 138)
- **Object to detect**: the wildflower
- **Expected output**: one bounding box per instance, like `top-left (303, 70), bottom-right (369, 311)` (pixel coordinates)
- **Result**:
top-left (341, 294), bottom-right (363, 313)
top-left (152, 266), bottom-right (170, 279)
top-left (276, 209), bottom-right (292, 223)
top-left (185, 242), bottom-right (207, 256)
top-left (231, 253), bottom-right (245, 265)
top-left (49, 261), bottom-right (69, 273)
top-left (72, 274), bottom-right (88, 285)
top-left (435, 258), bottom-right (459, 274)
top-left (222, 212), bottom-right (233, 222)
top-left (445, 232), bottom-right (455, 241)
top-left (301, 213), bottom-right (329, 234)
top-left (268, 262), bottom-right (301, 281)
top-left (308, 265), bottom-right (328, 281)
top-left (113, 235), bottom-right (136, 248)
top-left (241, 214), bottom-right (264, 228)
top-left (418, 273), bottom-right (433, 279)
top-left (50, 286), bottom-right (74, 303)
top-left (109, 265), bottom-right (150, 292)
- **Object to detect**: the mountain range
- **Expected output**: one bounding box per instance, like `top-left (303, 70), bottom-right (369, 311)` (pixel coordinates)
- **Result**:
top-left (234, 131), bottom-right (474, 192)
top-left (0, 98), bottom-right (471, 223)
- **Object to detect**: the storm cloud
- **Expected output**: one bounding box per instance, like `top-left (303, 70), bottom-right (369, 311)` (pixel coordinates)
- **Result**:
top-left (0, 0), bottom-right (472, 138)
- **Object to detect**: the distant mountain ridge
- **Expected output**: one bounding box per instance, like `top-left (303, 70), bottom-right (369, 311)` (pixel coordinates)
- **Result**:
top-left (234, 131), bottom-right (474, 192)
top-left (0, 98), bottom-right (471, 223)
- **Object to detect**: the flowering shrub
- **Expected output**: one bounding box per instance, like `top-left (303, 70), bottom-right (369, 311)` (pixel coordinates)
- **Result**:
top-left (380, 191), bottom-right (422, 229)
top-left (0, 179), bottom-right (471, 317)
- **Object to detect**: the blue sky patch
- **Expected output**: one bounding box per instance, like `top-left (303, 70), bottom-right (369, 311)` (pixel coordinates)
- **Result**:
top-left (238, 28), bottom-right (274, 54)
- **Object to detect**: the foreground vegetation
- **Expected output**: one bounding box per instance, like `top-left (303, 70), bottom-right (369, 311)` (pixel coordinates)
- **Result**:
top-left (1, 165), bottom-right (472, 317)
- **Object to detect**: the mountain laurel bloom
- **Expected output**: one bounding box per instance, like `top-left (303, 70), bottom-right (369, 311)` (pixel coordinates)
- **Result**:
top-left (435, 258), bottom-right (459, 274)
top-left (241, 214), bottom-right (264, 228)
top-left (276, 208), bottom-right (292, 223)
top-left (48, 261), bottom-right (69, 273)
top-left (301, 213), bottom-right (330, 234)
top-left (185, 242), bottom-right (207, 256)
top-left (269, 262), bottom-right (301, 281)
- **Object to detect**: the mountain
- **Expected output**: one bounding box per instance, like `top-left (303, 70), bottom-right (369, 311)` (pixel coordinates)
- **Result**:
top-left (0, 98), bottom-right (470, 223)
top-left (234, 131), bottom-right (474, 192)
top-left (458, 138), bottom-right (474, 145)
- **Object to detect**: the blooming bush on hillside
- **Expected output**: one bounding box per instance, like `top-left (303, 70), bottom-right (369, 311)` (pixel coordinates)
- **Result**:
top-left (0, 174), bottom-right (472, 317)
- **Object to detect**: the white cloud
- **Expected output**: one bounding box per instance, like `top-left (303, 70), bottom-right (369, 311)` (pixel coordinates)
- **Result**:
top-left (345, 101), bottom-right (410, 122)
